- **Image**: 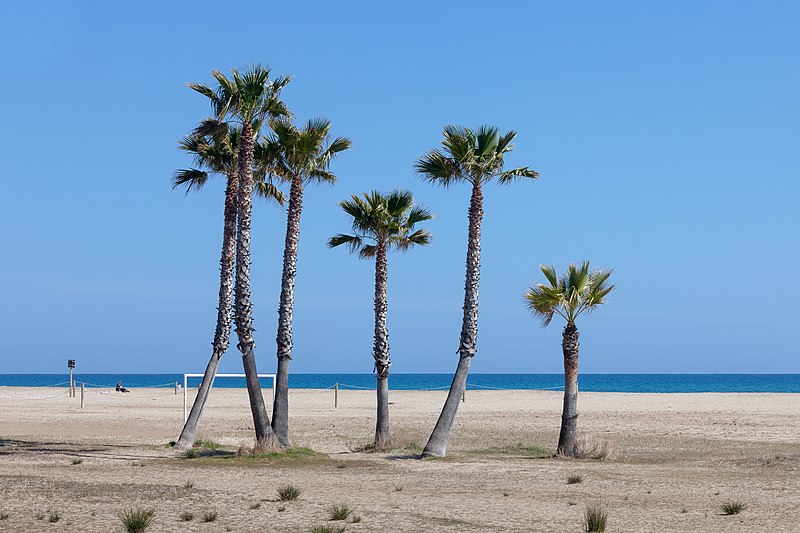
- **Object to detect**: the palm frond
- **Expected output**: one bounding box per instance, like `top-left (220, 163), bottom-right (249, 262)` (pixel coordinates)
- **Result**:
top-left (414, 150), bottom-right (462, 186)
top-left (254, 180), bottom-right (286, 206)
top-left (359, 244), bottom-right (378, 259)
top-left (497, 166), bottom-right (540, 184)
top-left (328, 233), bottom-right (364, 255)
top-left (172, 168), bottom-right (209, 193)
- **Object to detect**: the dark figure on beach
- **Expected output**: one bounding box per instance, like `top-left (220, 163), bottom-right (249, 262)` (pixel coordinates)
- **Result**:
top-left (115, 382), bottom-right (130, 393)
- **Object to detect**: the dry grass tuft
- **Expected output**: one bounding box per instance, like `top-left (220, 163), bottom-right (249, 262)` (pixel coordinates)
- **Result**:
top-left (584, 504), bottom-right (607, 532)
top-left (721, 501), bottom-right (745, 515)
top-left (277, 485), bottom-right (302, 501)
top-left (574, 436), bottom-right (613, 460)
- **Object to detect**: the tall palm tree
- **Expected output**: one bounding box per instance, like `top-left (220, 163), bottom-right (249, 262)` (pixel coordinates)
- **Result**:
top-left (415, 125), bottom-right (539, 457)
top-left (524, 262), bottom-right (615, 457)
top-left (328, 190), bottom-right (432, 449)
top-left (188, 65), bottom-right (290, 447)
top-left (172, 123), bottom-right (284, 450)
top-left (262, 117), bottom-right (351, 446)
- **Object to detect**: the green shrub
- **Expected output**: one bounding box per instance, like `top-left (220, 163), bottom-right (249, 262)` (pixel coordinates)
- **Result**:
top-left (584, 504), bottom-right (607, 532)
top-left (277, 485), bottom-right (301, 501)
top-left (311, 525), bottom-right (346, 533)
top-left (179, 512), bottom-right (194, 522)
top-left (328, 504), bottom-right (352, 521)
top-left (567, 474), bottom-right (583, 484)
top-left (201, 511), bottom-right (218, 522)
top-left (721, 502), bottom-right (745, 515)
top-left (119, 508), bottom-right (154, 532)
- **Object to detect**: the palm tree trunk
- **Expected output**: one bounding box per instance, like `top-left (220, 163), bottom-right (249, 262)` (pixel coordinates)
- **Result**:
top-left (373, 241), bottom-right (390, 449)
top-left (234, 121), bottom-right (274, 447)
top-left (272, 174), bottom-right (304, 446)
top-left (422, 182), bottom-right (483, 458)
top-left (557, 322), bottom-right (580, 456)
top-left (175, 171), bottom-right (239, 449)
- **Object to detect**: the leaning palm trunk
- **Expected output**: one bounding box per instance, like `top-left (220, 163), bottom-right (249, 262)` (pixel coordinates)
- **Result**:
top-left (234, 122), bottom-right (275, 446)
top-left (422, 184), bottom-right (483, 457)
top-left (176, 172), bottom-right (239, 449)
top-left (373, 242), bottom-right (391, 449)
top-left (272, 175), bottom-right (303, 446)
top-left (557, 323), bottom-right (580, 456)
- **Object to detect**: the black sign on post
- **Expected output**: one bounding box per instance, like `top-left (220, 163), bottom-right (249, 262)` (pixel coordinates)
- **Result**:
top-left (67, 359), bottom-right (76, 397)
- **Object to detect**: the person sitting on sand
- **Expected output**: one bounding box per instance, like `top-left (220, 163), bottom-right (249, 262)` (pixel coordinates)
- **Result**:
top-left (115, 382), bottom-right (130, 393)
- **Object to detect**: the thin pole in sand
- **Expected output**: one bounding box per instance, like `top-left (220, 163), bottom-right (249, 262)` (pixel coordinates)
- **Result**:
top-left (80, 383), bottom-right (84, 408)
top-left (335, 383), bottom-right (338, 408)
top-left (462, 388), bottom-right (466, 402)
top-left (174, 381), bottom-right (179, 395)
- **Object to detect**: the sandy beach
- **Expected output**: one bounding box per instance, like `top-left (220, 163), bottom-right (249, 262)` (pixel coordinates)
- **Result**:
top-left (1, 387), bottom-right (798, 532)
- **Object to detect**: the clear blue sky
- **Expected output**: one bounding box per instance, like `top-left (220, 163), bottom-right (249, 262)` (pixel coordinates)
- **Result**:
top-left (1, 1), bottom-right (798, 374)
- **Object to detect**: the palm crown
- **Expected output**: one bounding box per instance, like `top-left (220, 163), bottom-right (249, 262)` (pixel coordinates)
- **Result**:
top-left (188, 65), bottom-right (291, 129)
top-left (261, 117), bottom-right (351, 184)
top-left (172, 123), bottom-right (284, 204)
top-left (414, 125), bottom-right (539, 186)
top-left (524, 262), bottom-right (615, 327)
top-left (328, 190), bottom-right (432, 258)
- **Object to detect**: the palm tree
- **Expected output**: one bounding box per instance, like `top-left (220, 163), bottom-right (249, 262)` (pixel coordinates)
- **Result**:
top-left (172, 123), bottom-right (284, 450)
top-left (328, 190), bottom-right (432, 449)
top-left (188, 65), bottom-right (290, 447)
top-left (261, 117), bottom-right (351, 446)
top-left (415, 125), bottom-right (539, 457)
top-left (524, 261), bottom-right (615, 457)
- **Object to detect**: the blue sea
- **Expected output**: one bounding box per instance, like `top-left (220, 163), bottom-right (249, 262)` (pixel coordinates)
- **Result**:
top-left (1, 374), bottom-right (799, 393)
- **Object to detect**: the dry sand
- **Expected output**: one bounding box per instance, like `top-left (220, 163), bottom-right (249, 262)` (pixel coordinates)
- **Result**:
top-left (1, 386), bottom-right (798, 532)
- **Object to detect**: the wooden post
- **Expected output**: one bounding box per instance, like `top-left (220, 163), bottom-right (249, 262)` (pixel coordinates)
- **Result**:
top-left (174, 381), bottom-right (179, 395)
top-left (334, 383), bottom-right (338, 408)
top-left (80, 383), bottom-right (84, 408)
top-left (462, 387), bottom-right (466, 403)
top-left (69, 367), bottom-right (74, 397)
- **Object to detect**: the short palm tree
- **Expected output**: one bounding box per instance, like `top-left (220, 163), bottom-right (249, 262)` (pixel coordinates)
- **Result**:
top-left (172, 123), bottom-right (283, 450)
top-left (415, 125), bottom-right (539, 458)
top-left (329, 190), bottom-right (432, 449)
top-left (524, 261), bottom-right (615, 457)
top-left (188, 65), bottom-right (290, 447)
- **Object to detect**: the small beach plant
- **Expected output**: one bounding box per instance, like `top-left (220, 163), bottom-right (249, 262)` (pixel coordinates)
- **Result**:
top-left (328, 504), bottom-right (352, 521)
top-left (120, 508), bottom-right (154, 532)
top-left (202, 511), bottom-right (218, 522)
top-left (329, 190), bottom-right (432, 449)
top-left (721, 501), bottom-right (745, 515)
top-left (524, 262), bottom-right (614, 457)
top-left (584, 504), bottom-right (607, 532)
top-left (277, 484), bottom-right (301, 501)
top-left (416, 125), bottom-right (539, 457)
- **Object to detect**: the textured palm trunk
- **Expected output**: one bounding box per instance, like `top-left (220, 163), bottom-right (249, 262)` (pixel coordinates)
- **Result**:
top-left (422, 183), bottom-right (483, 458)
top-left (272, 174), bottom-right (304, 446)
top-left (234, 121), bottom-right (275, 446)
top-left (373, 242), bottom-right (391, 450)
top-left (557, 322), bottom-right (580, 456)
top-left (175, 171), bottom-right (239, 449)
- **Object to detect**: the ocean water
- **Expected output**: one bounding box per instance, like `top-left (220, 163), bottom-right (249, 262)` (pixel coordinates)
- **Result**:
top-left (1, 373), bottom-right (799, 393)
